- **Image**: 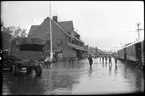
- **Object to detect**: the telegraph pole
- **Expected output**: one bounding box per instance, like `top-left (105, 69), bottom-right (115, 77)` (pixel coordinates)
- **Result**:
top-left (137, 22), bottom-right (144, 41)
top-left (137, 23), bottom-right (140, 41)
top-left (49, 1), bottom-right (53, 62)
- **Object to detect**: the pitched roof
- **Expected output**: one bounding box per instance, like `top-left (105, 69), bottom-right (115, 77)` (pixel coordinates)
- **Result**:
top-left (51, 19), bottom-right (72, 37)
top-left (73, 31), bottom-right (79, 36)
top-left (28, 17), bottom-right (84, 43)
top-left (58, 21), bottom-right (80, 36)
top-left (55, 22), bottom-right (84, 43)
top-left (58, 21), bottom-right (74, 32)
top-left (28, 25), bottom-right (39, 37)
top-left (57, 21), bottom-right (83, 43)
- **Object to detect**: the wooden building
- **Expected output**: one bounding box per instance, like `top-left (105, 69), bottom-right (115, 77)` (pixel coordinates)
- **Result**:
top-left (28, 16), bottom-right (88, 60)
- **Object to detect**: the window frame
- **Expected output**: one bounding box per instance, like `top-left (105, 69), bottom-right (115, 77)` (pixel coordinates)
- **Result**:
top-left (57, 39), bottom-right (62, 46)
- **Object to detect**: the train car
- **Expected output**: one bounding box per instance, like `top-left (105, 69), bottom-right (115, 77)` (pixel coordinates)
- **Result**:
top-left (134, 41), bottom-right (142, 65)
top-left (118, 48), bottom-right (125, 60)
top-left (126, 43), bottom-right (137, 62)
top-left (141, 40), bottom-right (144, 68)
top-left (118, 40), bottom-right (144, 69)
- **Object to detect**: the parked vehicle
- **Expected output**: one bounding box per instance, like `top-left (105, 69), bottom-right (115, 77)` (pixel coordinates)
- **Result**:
top-left (117, 40), bottom-right (144, 69)
top-left (6, 37), bottom-right (47, 76)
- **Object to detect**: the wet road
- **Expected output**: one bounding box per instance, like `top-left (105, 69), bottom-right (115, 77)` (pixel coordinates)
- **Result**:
top-left (2, 58), bottom-right (144, 95)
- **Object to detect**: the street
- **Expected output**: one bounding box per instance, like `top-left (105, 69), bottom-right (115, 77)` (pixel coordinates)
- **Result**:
top-left (2, 58), bottom-right (144, 95)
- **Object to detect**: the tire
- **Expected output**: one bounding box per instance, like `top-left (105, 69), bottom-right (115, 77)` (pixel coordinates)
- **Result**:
top-left (27, 67), bottom-right (32, 74)
top-left (9, 65), bottom-right (13, 72)
top-left (35, 65), bottom-right (42, 76)
top-left (8, 60), bottom-right (13, 72)
top-left (12, 65), bottom-right (17, 76)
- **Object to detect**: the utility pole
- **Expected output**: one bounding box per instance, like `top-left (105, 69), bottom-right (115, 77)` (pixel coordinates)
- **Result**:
top-left (137, 22), bottom-right (144, 41)
top-left (49, 1), bottom-right (53, 62)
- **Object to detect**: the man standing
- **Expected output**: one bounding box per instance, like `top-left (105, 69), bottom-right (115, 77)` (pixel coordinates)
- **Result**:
top-left (88, 55), bottom-right (93, 67)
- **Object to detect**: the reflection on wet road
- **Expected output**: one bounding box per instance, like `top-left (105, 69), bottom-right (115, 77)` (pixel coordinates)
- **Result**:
top-left (2, 58), bottom-right (144, 95)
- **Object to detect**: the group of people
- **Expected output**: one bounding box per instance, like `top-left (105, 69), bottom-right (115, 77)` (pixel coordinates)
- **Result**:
top-left (88, 55), bottom-right (118, 67)
top-left (101, 55), bottom-right (112, 64)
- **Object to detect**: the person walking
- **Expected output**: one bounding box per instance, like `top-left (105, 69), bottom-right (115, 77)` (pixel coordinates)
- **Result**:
top-left (114, 57), bottom-right (117, 66)
top-left (102, 55), bottom-right (104, 64)
top-left (109, 55), bottom-right (112, 64)
top-left (88, 55), bottom-right (93, 67)
top-left (100, 55), bottom-right (102, 61)
top-left (105, 55), bottom-right (107, 63)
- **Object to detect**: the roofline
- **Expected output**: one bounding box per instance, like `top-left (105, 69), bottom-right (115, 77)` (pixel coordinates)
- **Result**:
top-left (53, 20), bottom-right (84, 43)
top-left (122, 40), bottom-right (144, 48)
top-left (73, 36), bottom-right (84, 43)
top-left (118, 40), bottom-right (144, 51)
top-left (29, 19), bottom-right (72, 38)
top-left (73, 30), bottom-right (79, 35)
top-left (58, 21), bottom-right (73, 23)
top-left (28, 18), bottom-right (85, 44)
top-left (52, 20), bottom-right (72, 37)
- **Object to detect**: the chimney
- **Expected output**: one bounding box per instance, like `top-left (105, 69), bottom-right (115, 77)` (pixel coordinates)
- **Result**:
top-left (53, 16), bottom-right (58, 22)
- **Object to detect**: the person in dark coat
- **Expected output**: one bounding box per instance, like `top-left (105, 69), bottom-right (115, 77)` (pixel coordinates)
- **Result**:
top-left (109, 55), bottom-right (112, 64)
top-left (105, 55), bottom-right (108, 63)
top-left (102, 55), bottom-right (104, 63)
top-left (114, 57), bottom-right (117, 65)
top-left (88, 55), bottom-right (93, 67)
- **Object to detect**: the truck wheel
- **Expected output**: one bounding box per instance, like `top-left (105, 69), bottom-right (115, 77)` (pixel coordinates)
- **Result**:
top-left (12, 65), bottom-right (17, 76)
top-left (35, 65), bottom-right (42, 76)
top-left (27, 68), bottom-right (32, 74)
top-left (9, 64), bottom-right (13, 72)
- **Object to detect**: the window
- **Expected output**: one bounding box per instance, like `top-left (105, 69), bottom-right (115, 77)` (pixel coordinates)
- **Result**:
top-left (57, 39), bottom-right (62, 46)
top-left (19, 44), bottom-right (44, 51)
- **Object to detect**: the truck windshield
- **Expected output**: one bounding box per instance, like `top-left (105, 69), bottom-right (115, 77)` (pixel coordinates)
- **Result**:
top-left (19, 44), bottom-right (44, 52)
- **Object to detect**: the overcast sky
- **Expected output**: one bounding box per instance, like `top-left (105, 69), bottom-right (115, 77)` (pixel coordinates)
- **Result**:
top-left (1, 1), bottom-right (144, 51)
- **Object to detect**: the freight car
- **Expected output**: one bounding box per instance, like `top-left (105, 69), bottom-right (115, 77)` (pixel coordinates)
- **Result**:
top-left (141, 40), bottom-right (144, 68)
top-left (117, 40), bottom-right (144, 69)
top-left (118, 48), bottom-right (125, 60)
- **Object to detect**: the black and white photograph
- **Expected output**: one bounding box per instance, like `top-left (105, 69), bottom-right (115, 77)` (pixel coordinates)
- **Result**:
top-left (1, 1), bottom-right (144, 95)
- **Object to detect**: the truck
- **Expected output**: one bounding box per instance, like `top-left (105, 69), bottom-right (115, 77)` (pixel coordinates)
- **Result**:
top-left (6, 37), bottom-right (47, 76)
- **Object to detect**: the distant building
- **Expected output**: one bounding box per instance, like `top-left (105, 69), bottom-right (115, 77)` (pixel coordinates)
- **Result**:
top-left (28, 16), bottom-right (88, 59)
top-left (88, 47), bottom-right (103, 57)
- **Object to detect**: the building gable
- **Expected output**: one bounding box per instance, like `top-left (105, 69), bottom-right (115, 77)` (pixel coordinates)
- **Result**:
top-left (28, 17), bottom-right (72, 39)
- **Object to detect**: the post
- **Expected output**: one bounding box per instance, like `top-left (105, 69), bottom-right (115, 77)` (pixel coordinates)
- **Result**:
top-left (137, 23), bottom-right (140, 41)
top-left (49, 1), bottom-right (53, 62)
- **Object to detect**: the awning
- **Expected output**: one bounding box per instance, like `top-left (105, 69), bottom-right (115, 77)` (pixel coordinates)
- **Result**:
top-left (69, 44), bottom-right (88, 51)
top-left (15, 37), bottom-right (45, 45)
